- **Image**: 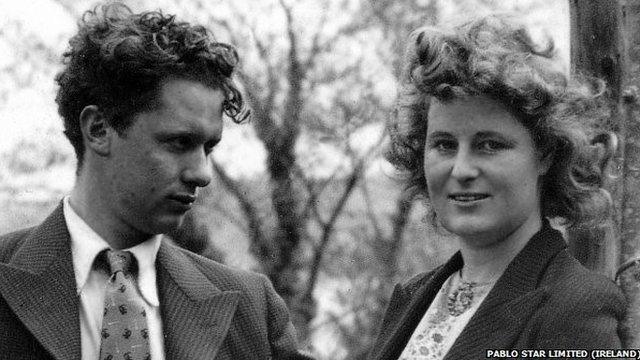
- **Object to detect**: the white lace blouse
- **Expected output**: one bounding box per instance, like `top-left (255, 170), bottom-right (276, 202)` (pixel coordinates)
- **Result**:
top-left (398, 271), bottom-right (496, 360)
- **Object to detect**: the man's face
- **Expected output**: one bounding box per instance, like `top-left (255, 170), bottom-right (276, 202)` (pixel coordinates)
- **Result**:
top-left (104, 77), bottom-right (224, 236)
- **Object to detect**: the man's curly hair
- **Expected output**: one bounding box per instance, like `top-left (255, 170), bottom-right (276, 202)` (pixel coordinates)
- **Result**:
top-left (56, 3), bottom-right (248, 168)
top-left (388, 14), bottom-right (615, 228)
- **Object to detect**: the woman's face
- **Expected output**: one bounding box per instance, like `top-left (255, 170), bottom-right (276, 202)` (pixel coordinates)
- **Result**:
top-left (424, 96), bottom-right (549, 247)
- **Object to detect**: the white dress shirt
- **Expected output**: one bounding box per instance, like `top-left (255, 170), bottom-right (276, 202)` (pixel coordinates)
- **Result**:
top-left (63, 197), bottom-right (166, 360)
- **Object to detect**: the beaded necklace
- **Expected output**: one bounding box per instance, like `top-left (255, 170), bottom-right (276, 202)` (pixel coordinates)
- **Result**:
top-left (445, 270), bottom-right (496, 317)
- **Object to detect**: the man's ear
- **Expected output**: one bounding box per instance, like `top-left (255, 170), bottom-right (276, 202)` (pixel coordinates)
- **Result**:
top-left (79, 105), bottom-right (112, 156)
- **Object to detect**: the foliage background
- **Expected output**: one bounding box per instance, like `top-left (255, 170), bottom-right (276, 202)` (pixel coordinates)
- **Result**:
top-left (0, 0), bottom-right (568, 358)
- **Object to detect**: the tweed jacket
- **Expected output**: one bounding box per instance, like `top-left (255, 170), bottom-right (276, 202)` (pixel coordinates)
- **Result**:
top-left (0, 204), bottom-right (313, 360)
top-left (368, 221), bottom-right (627, 360)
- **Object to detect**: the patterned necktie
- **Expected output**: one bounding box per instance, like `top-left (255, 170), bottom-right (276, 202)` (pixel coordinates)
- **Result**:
top-left (99, 250), bottom-right (151, 360)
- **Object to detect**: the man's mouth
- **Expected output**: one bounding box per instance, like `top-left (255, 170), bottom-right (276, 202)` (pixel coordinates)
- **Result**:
top-left (169, 194), bottom-right (197, 205)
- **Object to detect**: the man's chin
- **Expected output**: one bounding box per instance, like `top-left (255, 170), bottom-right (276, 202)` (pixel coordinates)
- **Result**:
top-left (148, 214), bottom-right (186, 235)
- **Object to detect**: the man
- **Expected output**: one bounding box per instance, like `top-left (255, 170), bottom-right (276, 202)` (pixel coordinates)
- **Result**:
top-left (0, 4), bottom-right (312, 360)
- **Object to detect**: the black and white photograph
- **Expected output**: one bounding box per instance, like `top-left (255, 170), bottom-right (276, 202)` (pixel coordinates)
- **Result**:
top-left (0, 0), bottom-right (638, 359)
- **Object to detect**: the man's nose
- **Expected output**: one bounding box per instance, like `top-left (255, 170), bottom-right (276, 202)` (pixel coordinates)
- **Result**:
top-left (182, 150), bottom-right (213, 188)
top-left (450, 148), bottom-right (480, 182)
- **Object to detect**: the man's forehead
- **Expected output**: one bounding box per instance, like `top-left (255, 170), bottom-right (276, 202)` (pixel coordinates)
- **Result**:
top-left (158, 78), bottom-right (224, 110)
top-left (133, 79), bottom-right (224, 138)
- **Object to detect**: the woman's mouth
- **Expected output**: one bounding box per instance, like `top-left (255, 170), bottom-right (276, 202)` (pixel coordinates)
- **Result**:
top-left (448, 193), bottom-right (490, 202)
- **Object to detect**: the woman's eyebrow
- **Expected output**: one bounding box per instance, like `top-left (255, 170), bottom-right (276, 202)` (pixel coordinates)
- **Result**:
top-left (475, 131), bottom-right (503, 137)
top-left (474, 131), bottom-right (514, 140)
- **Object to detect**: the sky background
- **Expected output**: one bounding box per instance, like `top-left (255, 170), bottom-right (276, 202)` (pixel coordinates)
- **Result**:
top-left (0, 0), bottom-right (569, 185)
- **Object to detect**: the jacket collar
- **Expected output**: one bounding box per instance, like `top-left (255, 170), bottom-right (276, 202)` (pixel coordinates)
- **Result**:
top-left (0, 203), bottom-right (81, 360)
top-left (155, 240), bottom-right (241, 360)
top-left (375, 252), bottom-right (463, 360)
top-left (444, 220), bottom-right (566, 359)
top-left (0, 203), bottom-right (242, 360)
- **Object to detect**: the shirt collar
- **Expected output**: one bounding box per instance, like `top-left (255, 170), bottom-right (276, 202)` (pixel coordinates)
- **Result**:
top-left (63, 196), bottom-right (162, 306)
top-left (128, 234), bottom-right (162, 306)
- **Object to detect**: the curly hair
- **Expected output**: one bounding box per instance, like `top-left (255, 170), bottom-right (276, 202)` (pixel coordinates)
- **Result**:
top-left (55, 3), bottom-right (249, 167)
top-left (387, 14), bottom-right (615, 228)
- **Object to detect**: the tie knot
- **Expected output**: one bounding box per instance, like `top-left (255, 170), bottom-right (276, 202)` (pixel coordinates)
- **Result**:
top-left (103, 249), bottom-right (135, 276)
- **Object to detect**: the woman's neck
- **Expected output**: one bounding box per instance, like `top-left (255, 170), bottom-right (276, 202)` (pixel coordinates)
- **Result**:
top-left (457, 216), bottom-right (543, 283)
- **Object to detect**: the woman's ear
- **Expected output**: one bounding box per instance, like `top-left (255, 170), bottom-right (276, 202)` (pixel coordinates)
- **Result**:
top-left (591, 132), bottom-right (618, 175)
top-left (79, 105), bottom-right (112, 156)
top-left (538, 149), bottom-right (554, 176)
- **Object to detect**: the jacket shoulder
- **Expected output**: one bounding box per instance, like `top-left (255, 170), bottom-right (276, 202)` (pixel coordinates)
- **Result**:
top-left (174, 247), bottom-right (311, 359)
top-left (531, 249), bottom-right (627, 347)
top-left (0, 227), bottom-right (34, 263)
top-left (542, 250), bottom-right (624, 305)
top-left (179, 248), bottom-right (269, 292)
top-left (397, 267), bottom-right (441, 296)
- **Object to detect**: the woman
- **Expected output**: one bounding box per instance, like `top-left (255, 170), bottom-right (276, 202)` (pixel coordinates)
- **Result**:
top-left (368, 14), bottom-right (627, 360)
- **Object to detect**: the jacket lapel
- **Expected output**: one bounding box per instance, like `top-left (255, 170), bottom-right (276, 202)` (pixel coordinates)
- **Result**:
top-left (373, 253), bottom-right (463, 360)
top-left (157, 241), bottom-right (241, 360)
top-left (444, 222), bottom-right (567, 359)
top-left (0, 204), bottom-right (81, 360)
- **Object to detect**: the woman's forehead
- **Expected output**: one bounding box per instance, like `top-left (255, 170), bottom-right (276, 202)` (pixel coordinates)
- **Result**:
top-left (427, 96), bottom-right (528, 135)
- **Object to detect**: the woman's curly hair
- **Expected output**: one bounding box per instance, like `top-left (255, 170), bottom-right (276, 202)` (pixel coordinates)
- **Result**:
top-left (387, 14), bottom-right (615, 228)
top-left (56, 3), bottom-right (249, 167)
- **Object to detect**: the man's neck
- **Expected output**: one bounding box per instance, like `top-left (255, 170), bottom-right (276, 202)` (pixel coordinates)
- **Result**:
top-left (69, 181), bottom-right (152, 250)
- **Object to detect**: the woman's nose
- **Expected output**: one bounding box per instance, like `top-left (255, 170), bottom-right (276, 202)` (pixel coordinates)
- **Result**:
top-left (450, 148), bottom-right (480, 182)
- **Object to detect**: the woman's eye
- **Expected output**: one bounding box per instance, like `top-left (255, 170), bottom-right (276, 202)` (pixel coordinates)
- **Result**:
top-left (478, 140), bottom-right (507, 152)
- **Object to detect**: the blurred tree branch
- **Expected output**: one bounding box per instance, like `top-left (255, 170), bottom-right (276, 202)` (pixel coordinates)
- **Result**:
top-left (211, 159), bottom-right (274, 267)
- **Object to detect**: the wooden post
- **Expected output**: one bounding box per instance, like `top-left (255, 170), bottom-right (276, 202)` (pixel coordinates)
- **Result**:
top-left (568, 0), bottom-right (625, 278)
top-left (616, 0), bottom-right (640, 347)
top-left (570, 0), bottom-right (640, 346)
top-left (617, 1), bottom-right (640, 268)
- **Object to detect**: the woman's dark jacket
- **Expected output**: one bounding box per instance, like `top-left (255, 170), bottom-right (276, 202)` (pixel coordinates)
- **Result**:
top-left (368, 221), bottom-right (627, 360)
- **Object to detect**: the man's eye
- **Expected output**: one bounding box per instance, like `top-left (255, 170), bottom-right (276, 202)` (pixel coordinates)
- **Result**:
top-left (168, 137), bottom-right (192, 151)
top-left (432, 140), bottom-right (456, 153)
top-left (203, 139), bottom-right (218, 156)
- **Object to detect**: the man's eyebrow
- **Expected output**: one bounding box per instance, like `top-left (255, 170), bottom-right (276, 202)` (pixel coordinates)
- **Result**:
top-left (426, 131), bottom-right (453, 139)
top-left (157, 128), bottom-right (220, 143)
top-left (157, 128), bottom-right (196, 137)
